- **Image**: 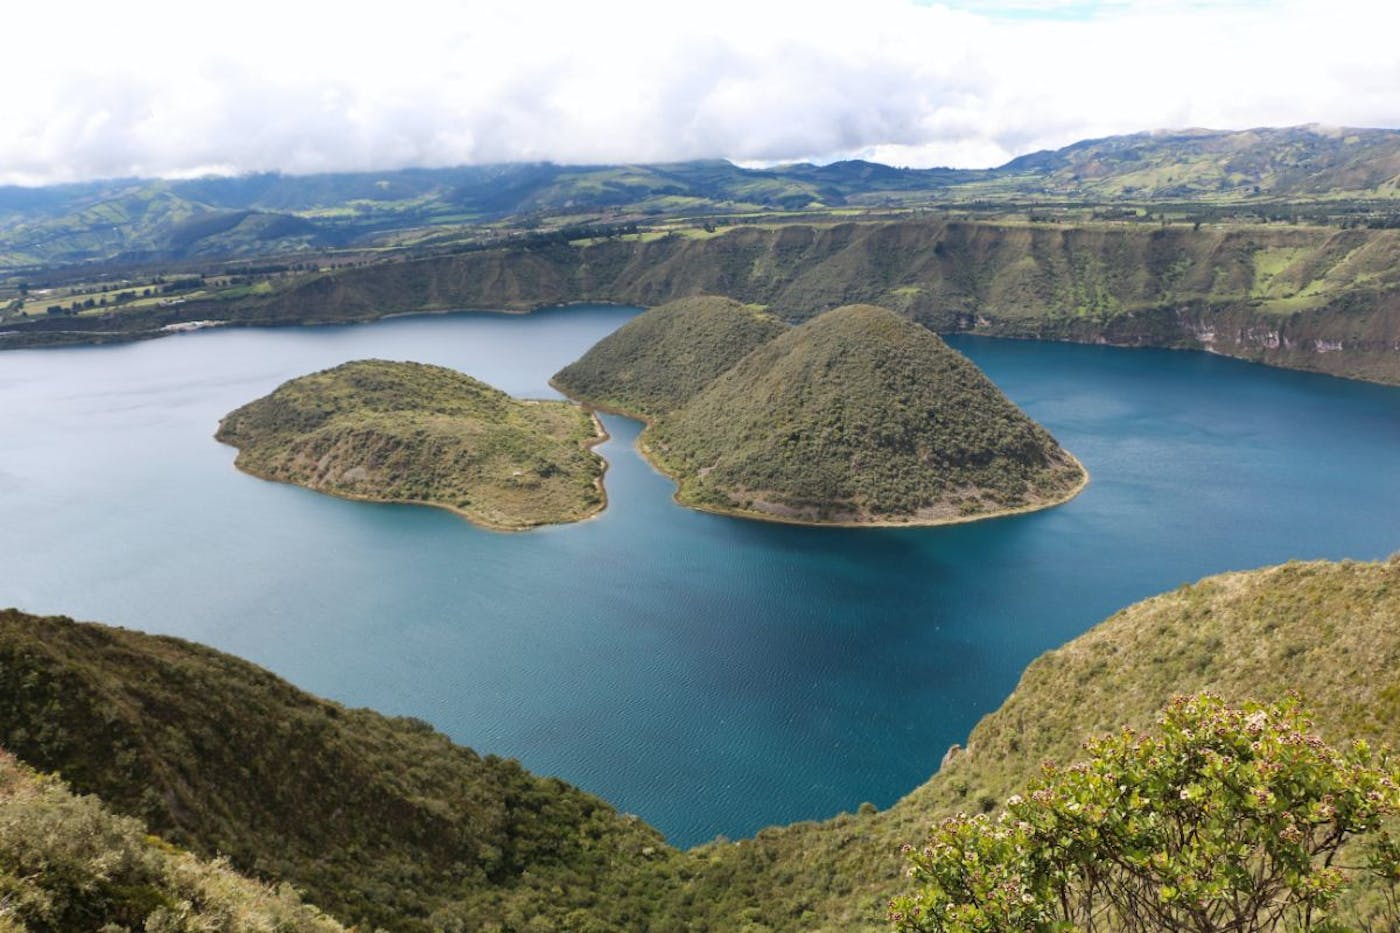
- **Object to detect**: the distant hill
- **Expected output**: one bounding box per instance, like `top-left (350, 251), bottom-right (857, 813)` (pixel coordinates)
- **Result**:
top-left (1001, 125), bottom-right (1400, 200)
top-left (0, 159), bottom-right (962, 270)
top-left (217, 360), bottom-right (607, 530)
top-left (0, 181), bottom-right (342, 269)
top-left (4, 124), bottom-right (1397, 271)
top-left (551, 294), bottom-right (787, 416)
top-left (0, 608), bottom-right (672, 931)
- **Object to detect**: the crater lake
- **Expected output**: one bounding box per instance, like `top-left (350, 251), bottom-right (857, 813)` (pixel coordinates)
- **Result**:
top-left (2, 305), bottom-right (1398, 847)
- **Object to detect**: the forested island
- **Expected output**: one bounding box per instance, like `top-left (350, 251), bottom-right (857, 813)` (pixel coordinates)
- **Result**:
top-left (216, 360), bottom-right (607, 530)
top-left (555, 297), bottom-right (1086, 525)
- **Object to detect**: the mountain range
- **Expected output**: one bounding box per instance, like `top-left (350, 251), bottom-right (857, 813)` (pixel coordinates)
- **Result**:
top-left (2, 125), bottom-right (1397, 271)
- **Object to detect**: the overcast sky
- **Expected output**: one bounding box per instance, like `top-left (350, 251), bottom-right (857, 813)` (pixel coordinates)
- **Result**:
top-left (2, 0), bottom-right (1398, 185)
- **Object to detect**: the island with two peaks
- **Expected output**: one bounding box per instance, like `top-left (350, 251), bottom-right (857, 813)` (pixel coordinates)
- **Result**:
top-left (554, 296), bottom-right (1088, 526)
top-left (216, 359), bottom-right (607, 530)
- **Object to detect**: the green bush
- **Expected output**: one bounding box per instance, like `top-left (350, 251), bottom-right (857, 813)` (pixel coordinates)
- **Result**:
top-left (891, 694), bottom-right (1400, 932)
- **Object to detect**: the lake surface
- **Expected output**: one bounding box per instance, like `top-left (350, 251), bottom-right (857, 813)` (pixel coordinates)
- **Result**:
top-left (2, 306), bottom-right (1399, 848)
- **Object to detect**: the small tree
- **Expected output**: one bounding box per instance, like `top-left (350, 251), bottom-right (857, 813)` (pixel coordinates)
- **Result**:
top-left (890, 694), bottom-right (1400, 932)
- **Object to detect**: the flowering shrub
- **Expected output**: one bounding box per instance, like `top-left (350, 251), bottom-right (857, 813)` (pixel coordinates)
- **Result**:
top-left (890, 694), bottom-right (1400, 932)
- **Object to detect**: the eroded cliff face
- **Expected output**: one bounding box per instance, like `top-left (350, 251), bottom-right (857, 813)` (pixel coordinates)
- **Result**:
top-left (971, 286), bottom-right (1400, 383)
top-left (242, 219), bottom-right (1399, 383)
top-left (15, 219), bottom-right (1400, 383)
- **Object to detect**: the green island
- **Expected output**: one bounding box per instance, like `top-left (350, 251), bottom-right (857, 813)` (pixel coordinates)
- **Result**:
top-left (215, 359), bottom-right (607, 530)
top-left (555, 298), bottom-right (1086, 525)
top-left (3, 557), bottom-right (1399, 930)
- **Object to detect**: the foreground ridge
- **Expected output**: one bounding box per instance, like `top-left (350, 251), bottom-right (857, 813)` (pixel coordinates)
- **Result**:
top-left (2, 557), bottom-right (1398, 929)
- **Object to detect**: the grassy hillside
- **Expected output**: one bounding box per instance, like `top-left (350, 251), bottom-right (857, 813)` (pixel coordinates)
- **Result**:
top-left (0, 608), bottom-right (672, 931)
top-left (551, 295), bottom-right (787, 416)
top-left (641, 304), bottom-right (1085, 524)
top-left (216, 360), bottom-right (606, 530)
top-left (0, 182), bottom-right (338, 270)
top-left (673, 556), bottom-right (1400, 930)
top-left (21, 217), bottom-right (1396, 383)
top-left (3, 559), bottom-right (1400, 928)
top-left (1001, 125), bottom-right (1400, 200)
top-left (0, 750), bottom-right (342, 931)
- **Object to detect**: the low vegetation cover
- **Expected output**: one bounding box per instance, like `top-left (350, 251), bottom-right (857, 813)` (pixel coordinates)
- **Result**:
top-left (3, 559), bottom-right (1400, 930)
top-left (0, 750), bottom-right (342, 932)
top-left (638, 303), bottom-right (1085, 524)
top-left (1001, 125), bottom-right (1400, 201)
top-left (217, 359), bottom-right (606, 530)
top-left (0, 609), bottom-right (671, 931)
top-left (891, 693), bottom-right (1400, 932)
top-left (551, 294), bottom-right (787, 417)
top-left (662, 557), bottom-right (1400, 931)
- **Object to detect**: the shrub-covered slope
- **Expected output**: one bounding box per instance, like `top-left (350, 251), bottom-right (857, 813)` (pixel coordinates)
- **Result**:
top-left (0, 609), bottom-right (671, 931)
top-left (0, 750), bottom-right (343, 932)
top-left (675, 557), bottom-right (1400, 930)
top-left (551, 295), bottom-right (786, 417)
top-left (3, 559), bottom-right (1400, 929)
top-left (216, 359), bottom-right (606, 530)
top-left (643, 304), bottom-right (1085, 524)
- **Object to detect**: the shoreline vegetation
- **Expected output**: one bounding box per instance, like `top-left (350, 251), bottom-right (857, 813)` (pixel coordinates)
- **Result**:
top-left (553, 298), bottom-right (1088, 528)
top-left (216, 360), bottom-right (609, 531)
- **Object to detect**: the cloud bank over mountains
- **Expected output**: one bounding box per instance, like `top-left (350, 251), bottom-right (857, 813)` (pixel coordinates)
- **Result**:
top-left (3, 0), bottom-right (1398, 185)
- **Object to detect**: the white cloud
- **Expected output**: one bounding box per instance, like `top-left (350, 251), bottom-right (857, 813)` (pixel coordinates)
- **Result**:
top-left (1, 0), bottom-right (1397, 184)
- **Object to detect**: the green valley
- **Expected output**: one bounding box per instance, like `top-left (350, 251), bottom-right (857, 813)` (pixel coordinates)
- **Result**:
top-left (2, 125), bottom-right (1398, 274)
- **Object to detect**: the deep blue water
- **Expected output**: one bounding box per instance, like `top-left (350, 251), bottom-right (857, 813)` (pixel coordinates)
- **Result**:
top-left (2, 307), bottom-right (1399, 848)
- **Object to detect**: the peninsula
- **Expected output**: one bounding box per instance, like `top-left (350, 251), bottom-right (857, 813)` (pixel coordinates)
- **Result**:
top-left (556, 298), bottom-right (1086, 525)
top-left (216, 360), bottom-right (607, 530)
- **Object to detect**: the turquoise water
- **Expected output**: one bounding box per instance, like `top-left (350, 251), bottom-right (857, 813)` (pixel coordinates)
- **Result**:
top-left (2, 306), bottom-right (1399, 848)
